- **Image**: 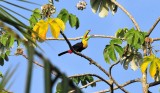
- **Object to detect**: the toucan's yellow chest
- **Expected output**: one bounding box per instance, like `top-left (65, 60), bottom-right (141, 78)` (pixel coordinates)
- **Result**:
top-left (82, 40), bottom-right (88, 48)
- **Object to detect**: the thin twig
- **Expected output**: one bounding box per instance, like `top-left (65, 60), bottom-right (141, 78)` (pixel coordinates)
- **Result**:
top-left (147, 17), bottom-right (160, 37)
top-left (69, 73), bottom-right (110, 85)
top-left (94, 78), bottom-right (141, 93)
top-left (109, 60), bottom-right (120, 75)
top-left (111, 0), bottom-right (140, 31)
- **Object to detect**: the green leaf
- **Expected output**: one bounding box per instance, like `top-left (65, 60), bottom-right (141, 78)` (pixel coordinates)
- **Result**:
top-left (114, 44), bottom-right (123, 57)
top-left (5, 50), bottom-right (10, 56)
top-left (115, 28), bottom-right (128, 38)
top-left (69, 14), bottom-right (77, 28)
top-left (0, 72), bottom-right (3, 78)
top-left (56, 82), bottom-right (63, 93)
top-left (76, 17), bottom-right (80, 29)
top-left (0, 57), bottom-right (4, 66)
top-left (103, 45), bottom-right (110, 63)
top-left (110, 38), bottom-right (122, 45)
top-left (4, 54), bottom-right (9, 61)
top-left (1, 36), bottom-right (8, 46)
top-left (108, 45), bottom-right (117, 62)
top-left (8, 35), bottom-right (14, 48)
top-left (71, 77), bottom-right (80, 85)
top-left (125, 28), bottom-right (146, 49)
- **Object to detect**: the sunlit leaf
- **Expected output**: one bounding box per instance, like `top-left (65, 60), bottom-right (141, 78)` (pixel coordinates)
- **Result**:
top-left (49, 20), bottom-right (61, 39)
top-left (140, 55), bottom-right (153, 73)
top-left (53, 18), bottom-right (65, 31)
top-left (149, 61), bottom-right (157, 78)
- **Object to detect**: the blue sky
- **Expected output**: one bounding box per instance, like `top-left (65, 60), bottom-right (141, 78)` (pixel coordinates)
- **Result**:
top-left (0, 0), bottom-right (160, 93)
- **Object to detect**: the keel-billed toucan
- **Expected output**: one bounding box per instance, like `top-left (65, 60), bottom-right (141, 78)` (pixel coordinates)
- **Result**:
top-left (58, 30), bottom-right (91, 56)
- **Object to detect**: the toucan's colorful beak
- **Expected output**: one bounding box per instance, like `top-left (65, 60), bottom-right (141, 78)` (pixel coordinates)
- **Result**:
top-left (84, 30), bottom-right (90, 39)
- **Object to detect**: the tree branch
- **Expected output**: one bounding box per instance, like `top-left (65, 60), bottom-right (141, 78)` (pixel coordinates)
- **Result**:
top-left (80, 79), bottom-right (101, 89)
top-left (149, 81), bottom-right (160, 87)
top-left (69, 73), bottom-right (111, 85)
top-left (111, 0), bottom-right (140, 31)
top-left (46, 35), bottom-right (116, 41)
top-left (60, 31), bottom-right (129, 93)
top-left (21, 54), bottom-right (57, 75)
top-left (94, 78), bottom-right (141, 93)
top-left (60, 31), bottom-right (110, 77)
top-left (147, 17), bottom-right (160, 37)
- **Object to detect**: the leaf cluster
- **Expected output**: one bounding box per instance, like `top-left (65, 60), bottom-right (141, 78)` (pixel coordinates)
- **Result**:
top-left (103, 39), bottom-right (123, 63)
top-left (57, 9), bottom-right (80, 29)
top-left (0, 32), bottom-right (14, 66)
top-left (90, 0), bottom-right (117, 17)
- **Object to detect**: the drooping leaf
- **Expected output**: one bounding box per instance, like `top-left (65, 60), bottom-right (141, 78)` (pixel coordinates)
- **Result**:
top-left (53, 18), bottom-right (65, 31)
top-left (8, 35), bottom-right (14, 48)
top-left (90, 0), bottom-right (101, 13)
top-left (69, 14), bottom-right (77, 28)
top-left (0, 57), bottom-right (4, 66)
top-left (140, 55), bottom-right (154, 73)
top-left (149, 61), bottom-right (157, 78)
top-left (90, 0), bottom-right (117, 18)
top-left (108, 45), bottom-right (117, 62)
top-left (114, 44), bottom-right (123, 57)
top-left (98, 0), bottom-right (109, 18)
top-left (103, 45), bottom-right (110, 64)
top-left (57, 9), bottom-right (69, 24)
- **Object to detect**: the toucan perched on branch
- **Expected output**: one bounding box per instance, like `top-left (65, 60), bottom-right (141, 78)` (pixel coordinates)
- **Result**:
top-left (58, 30), bottom-right (91, 56)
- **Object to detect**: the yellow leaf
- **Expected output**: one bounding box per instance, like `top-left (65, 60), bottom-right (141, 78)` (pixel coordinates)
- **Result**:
top-left (155, 58), bottom-right (160, 69)
top-left (140, 59), bottom-right (151, 73)
top-left (140, 55), bottom-right (154, 73)
top-left (53, 18), bottom-right (65, 31)
top-left (49, 20), bottom-right (61, 39)
top-left (38, 21), bottom-right (48, 40)
top-left (149, 61), bottom-right (157, 78)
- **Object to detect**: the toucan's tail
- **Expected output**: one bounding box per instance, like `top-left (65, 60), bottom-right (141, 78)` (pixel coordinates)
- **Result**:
top-left (58, 51), bottom-right (68, 56)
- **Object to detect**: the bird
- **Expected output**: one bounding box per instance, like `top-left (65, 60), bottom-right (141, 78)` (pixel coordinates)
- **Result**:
top-left (58, 30), bottom-right (91, 56)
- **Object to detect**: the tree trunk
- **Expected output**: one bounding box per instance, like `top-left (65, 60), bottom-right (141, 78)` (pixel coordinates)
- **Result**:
top-left (142, 71), bottom-right (148, 93)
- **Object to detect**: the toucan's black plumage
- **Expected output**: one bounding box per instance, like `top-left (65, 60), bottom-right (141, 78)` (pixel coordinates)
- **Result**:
top-left (58, 30), bottom-right (91, 56)
top-left (58, 42), bottom-right (86, 56)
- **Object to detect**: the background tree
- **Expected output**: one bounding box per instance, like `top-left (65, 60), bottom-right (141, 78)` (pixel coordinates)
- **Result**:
top-left (0, 0), bottom-right (160, 93)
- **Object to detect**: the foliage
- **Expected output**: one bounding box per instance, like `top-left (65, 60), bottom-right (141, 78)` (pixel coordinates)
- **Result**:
top-left (32, 18), bottom-right (65, 41)
top-left (71, 76), bottom-right (96, 88)
top-left (124, 28), bottom-right (147, 49)
top-left (141, 55), bottom-right (160, 78)
top-left (103, 38), bottom-right (123, 63)
top-left (0, 0), bottom-right (160, 93)
top-left (57, 9), bottom-right (80, 29)
top-left (0, 31), bottom-right (14, 66)
top-left (90, 0), bottom-right (117, 17)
